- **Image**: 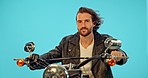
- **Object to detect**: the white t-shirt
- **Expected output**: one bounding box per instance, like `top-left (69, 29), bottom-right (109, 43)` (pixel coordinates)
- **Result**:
top-left (80, 39), bottom-right (94, 77)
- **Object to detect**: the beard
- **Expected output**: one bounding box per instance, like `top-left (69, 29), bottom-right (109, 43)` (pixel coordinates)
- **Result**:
top-left (78, 27), bottom-right (92, 37)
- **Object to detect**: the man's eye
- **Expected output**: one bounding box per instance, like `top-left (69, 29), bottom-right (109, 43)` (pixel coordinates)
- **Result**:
top-left (85, 20), bottom-right (90, 22)
top-left (77, 20), bottom-right (82, 23)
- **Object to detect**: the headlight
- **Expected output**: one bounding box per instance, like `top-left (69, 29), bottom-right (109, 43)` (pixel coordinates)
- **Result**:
top-left (43, 64), bottom-right (69, 78)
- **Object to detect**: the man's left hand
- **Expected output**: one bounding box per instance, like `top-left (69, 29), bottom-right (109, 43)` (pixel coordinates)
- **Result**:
top-left (111, 50), bottom-right (123, 62)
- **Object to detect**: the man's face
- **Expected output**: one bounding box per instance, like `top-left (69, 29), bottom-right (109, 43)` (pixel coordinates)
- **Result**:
top-left (76, 13), bottom-right (95, 37)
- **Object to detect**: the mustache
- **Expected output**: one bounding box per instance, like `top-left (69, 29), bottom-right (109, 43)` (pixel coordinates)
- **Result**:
top-left (80, 27), bottom-right (88, 30)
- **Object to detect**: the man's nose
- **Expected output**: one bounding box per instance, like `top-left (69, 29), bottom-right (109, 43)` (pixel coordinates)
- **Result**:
top-left (82, 22), bottom-right (86, 27)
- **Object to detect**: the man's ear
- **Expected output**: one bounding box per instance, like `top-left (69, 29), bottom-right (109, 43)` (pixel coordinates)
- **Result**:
top-left (93, 22), bottom-right (96, 27)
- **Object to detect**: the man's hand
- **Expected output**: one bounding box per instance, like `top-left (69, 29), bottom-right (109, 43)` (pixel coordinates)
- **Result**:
top-left (111, 50), bottom-right (123, 62)
top-left (24, 54), bottom-right (40, 70)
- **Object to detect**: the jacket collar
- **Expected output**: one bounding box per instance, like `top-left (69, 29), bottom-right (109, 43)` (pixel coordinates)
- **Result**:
top-left (93, 32), bottom-right (105, 46)
top-left (68, 32), bottom-right (80, 46)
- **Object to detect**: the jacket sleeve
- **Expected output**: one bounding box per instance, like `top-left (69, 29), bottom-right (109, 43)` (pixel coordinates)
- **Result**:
top-left (39, 36), bottom-right (68, 64)
top-left (29, 37), bottom-right (67, 70)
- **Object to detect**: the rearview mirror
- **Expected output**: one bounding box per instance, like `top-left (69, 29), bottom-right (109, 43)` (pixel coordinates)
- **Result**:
top-left (24, 42), bottom-right (35, 53)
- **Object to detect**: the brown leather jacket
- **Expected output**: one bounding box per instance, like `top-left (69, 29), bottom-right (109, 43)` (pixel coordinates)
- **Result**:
top-left (39, 32), bottom-right (127, 78)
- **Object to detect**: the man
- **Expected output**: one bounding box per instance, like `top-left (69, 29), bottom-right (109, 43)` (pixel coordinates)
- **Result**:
top-left (26, 7), bottom-right (128, 78)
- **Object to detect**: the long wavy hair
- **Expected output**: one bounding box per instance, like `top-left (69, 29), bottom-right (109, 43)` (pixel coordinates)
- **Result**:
top-left (76, 7), bottom-right (103, 32)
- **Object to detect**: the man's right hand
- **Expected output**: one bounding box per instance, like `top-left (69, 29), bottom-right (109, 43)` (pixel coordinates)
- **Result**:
top-left (25, 54), bottom-right (40, 70)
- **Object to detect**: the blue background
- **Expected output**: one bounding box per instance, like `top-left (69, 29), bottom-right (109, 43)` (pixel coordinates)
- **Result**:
top-left (0, 0), bottom-right (147, 78)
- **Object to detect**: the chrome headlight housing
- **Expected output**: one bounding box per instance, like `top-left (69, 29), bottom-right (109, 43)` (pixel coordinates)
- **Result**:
top-left (43, 64), bottom-right (69, 78)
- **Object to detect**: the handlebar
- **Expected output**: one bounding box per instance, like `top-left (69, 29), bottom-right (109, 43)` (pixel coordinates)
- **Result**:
top-left (14, 53), bottom-right (128, 68)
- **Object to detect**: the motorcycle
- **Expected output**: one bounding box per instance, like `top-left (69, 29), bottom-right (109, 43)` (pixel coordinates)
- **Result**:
top-left (14, 40), bottom-right (128, 78)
